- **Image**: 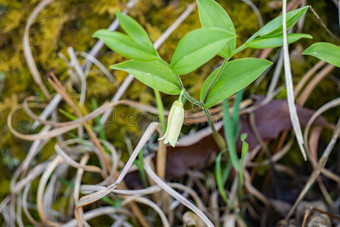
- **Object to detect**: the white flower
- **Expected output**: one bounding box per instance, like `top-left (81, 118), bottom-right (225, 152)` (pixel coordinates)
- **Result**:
top-left (159, 100), bottom-right (184, 147)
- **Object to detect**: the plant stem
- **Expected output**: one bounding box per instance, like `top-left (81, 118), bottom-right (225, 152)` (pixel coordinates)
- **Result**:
top-left (174, 74), bottom-right (225, 150)
top-left (230, 33), bottom-right (258, 57)
top-left (154, 90), bottom-right (166, 133)
top-left (202, 59), bottom-right (229, 103)
top-left (174, 74), bottom-right (203, 106)
top-left (203, 108), bottom-right (226, 150)
top-left (222, 99), bottom-right (240, 171)
top-left (232, 90), bottom-right (243, 138)
top-left (136, 149), bottom-right (148, 188)
top-left (216, 149), bottom-right (233, 207)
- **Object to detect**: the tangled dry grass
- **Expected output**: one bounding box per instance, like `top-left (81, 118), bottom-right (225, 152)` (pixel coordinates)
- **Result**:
top-left (1, 0), bottom-right (340, 226)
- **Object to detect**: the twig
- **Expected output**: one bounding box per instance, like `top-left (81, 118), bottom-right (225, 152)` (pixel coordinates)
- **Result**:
top-left (294, 61), bottom-right (326, 97)
top-left (310, 207), bottom-right (340, 221)
top-left (309, 6), bottom-right (340, 42)
top-left (249, 113), bottom-right (282, 198)
top-left (284, 118), bottom-right (340, 222)
top-left (144, 157), bottom-right (214, 227)
top-left (297, 64), bottom-right (335, 106)
top-left (47, 73), bottom-right (112, 171)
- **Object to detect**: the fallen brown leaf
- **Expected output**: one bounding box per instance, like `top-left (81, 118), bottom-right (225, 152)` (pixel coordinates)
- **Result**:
top-left (125, 96), bottom-right (327, 187)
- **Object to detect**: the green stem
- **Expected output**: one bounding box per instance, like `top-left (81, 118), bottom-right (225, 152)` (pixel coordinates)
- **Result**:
top-left (222, 99), bottom-right (240, 171)
top-left (203, 58), bottom-right (229, 103)
top-left (174, 74), bottom-right (202, 106)
top-left (232, 90), bottom-right (243, 138)
top-left (135, 149), bottom-right (148, 188)
top-left (174, 74), bottom-right (225, 150)
top-left (91, 98), bottom-right (107, 141)
top-left (230, 33), bottom-right (258, 57)
top-left (203, 108), bottom-right (226, 150)
top-left (154, 90), bottom-right (166, 133)
top-left (202, 34), bottom-right (258, 106)
top-left (216, 149), bottom-right (233, 208)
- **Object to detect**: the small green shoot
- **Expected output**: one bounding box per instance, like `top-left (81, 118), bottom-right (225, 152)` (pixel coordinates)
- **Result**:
top-left (134, 149), bottom-right (148, 188)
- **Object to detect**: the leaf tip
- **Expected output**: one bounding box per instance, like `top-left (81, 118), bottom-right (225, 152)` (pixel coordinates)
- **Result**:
top-left (240, 133), bottom-right (247, 141)
top-left (92, 29), bottom-right (105, 38)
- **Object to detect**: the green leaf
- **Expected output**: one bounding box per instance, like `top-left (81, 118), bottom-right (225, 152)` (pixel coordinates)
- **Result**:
top-left (245, 33), bottom-right (312, 49)
top-left (240, 134), bottom-right (249, 162)
top-left (257, 6), bottom-right (309, 36)
top-left (302, 42), bottom-right (340, 68)
top-left (200, 58), bottom-right (272, 108)
top-left (170, 28), bottom-right (235, 75)
top-left (93, 30), bottom-right (157, 61)
top-left (197, 0), bottom-right (237, 58)
top-left (215, 150), bottom-right (232, 206)
top-left (238, 133), bottom-right (249, 187)
top-left (115, 11), bottom-right (157, 56)
top-left (111, 59), bottom-right (181, 95)
top-left (222, 99), bottom-right (240, 171)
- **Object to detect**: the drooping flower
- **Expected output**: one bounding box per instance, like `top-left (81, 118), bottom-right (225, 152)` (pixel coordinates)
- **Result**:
top-left (159, 100), bottom-right (184, 147)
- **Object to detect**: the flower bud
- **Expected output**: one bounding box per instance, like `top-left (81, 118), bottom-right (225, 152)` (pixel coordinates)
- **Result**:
top-left (159, 100), bottom-right (184, 147)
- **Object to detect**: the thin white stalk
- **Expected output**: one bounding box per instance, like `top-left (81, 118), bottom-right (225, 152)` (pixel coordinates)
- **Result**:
top-left (267, 48), bottom-right (283, 97)
top-left (282, 0), bottom-right (307, 160)
top-left (285, 118), bottom-right (340, 221)
top-left (303, 98), bottom-right (340, 152)
top-left (36, 156), bottom-right (63, 226)
top-left (76, 51), bottom-right (114, 82)
top-left (80, 185), bottom-right (161, 195)
top-left (121, 197), bottom-right (170, 227)
top-left (241, 0), bottom-right (263, 28)
top-left (76, 122), bottom-right (160, 207)
top-left (31, 97), bottom-right (61, 130)
top-left (23, 0), bottom-right (54, 99)
top-left (67, 47), bottom-right (87, 105)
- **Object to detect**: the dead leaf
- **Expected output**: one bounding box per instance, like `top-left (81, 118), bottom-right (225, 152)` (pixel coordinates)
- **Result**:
top-left (125, 96), bottom-right (327, 186)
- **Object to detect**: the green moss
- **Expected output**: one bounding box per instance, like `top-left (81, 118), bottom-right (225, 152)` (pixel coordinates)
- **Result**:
top-left (0, 0), bottom-right (339, 217)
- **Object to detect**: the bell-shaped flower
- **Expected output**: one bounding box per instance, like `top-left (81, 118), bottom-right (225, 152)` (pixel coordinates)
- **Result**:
top-left (159, 100), bottom-right (184, 147)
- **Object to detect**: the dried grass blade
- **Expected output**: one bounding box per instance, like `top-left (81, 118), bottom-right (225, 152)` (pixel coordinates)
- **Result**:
top-left (37, 156), bottom-right (63, 226)
top-left (76, 51), bottom-right (114, 82)
top-left (23, 0), bottom-right (53, 99)
top-left (144, 157), bottom-right (214, 227)
top-left (74, 155), bottom-right (89, 227)
top-left (121, 197), bottom-right (170, 227)
top-left (55, 144), bottom-right (104, 174)
top-left (8, 101), bottom-right (126, 141)
top-left (67, 47), bottom-right (87, 105)
top-left (303, 98), bottom-right (340, 152)
top-left (76, 122), bottom-right (160, 207)
top-left (297, 64), bottom-right (335, 105)
top-left (294, 61), bottom-right (325, 97)
top-left (284, 118), bottom-right (340, 221)
top-left (22, 185), bottom-right (43, 227)
top-left (12, 162), bottom-right (48, 194)
top-left (62, 207), bottom-right (116, 227)
top-left (282, 0), bottom-right (307, 160)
